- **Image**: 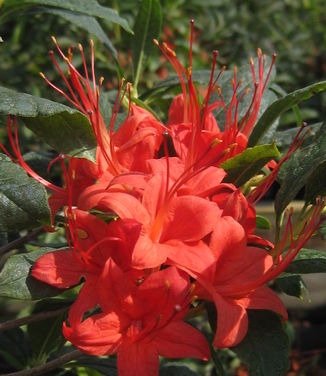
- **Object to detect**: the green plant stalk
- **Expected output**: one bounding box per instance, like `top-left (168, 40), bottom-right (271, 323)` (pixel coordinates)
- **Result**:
top-left (133, 1), bottom-right (153, 93)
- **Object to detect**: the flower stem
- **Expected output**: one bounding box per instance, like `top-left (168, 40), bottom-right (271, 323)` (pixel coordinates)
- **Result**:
top-left (0, 307), bottom-right (68, 332)
top-left (0, 228), bottom-right (44, 256)
top-left (2, 350), bottom-right (83, 376)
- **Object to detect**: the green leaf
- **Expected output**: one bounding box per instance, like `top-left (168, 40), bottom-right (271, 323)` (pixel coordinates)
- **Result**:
top-left (75, 357), bottom-right (117, 376)
top-left (285, 248), bottom-right (326, 274)
top-left (0, 86), bottom-right (96, 161)
top-left (275, 121), bottom-right (326, 216)
top-left (27, 300), bottom-right (68, 361)
top-left (132, 0), bottom-right (162, 90)
top-left (248, 80), bottom-right (326, 146)
top-left (0, 154), bottom-right (51, 232)
top-left (256, 215), bottom-right (272, 230)
top-left (271, 122), bottom-right (322, 150)
top-left (0, 249), bottom-right (64, 300)
top-left (275, 274), bottom-right (308, 298)
top-left (2, 0), bottom-right (132, 33)
top-left (0, 328), bottom-right (30, 371)
top-left (44, 8), bottom-right (117, 59)
top-left (232, 311), bottom-right (290, 376)
top-left (304, 161), bottom-right (326, 204)
top-left (160, 364), bottom-right (199, 376)
top-left (221, 143), bottom-right (280, 186)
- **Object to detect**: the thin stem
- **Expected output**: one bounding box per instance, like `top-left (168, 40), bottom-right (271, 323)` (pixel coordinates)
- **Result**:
top-left (0, 307), bottom-right (68, 332)
top-left (3, 349), bottom-right (83, 376)
top-left (0, 228), bottom-right (44, 256)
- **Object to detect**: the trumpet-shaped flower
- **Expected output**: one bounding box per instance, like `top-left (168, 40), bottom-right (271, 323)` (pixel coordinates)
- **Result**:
top-left (63, 263), bottom-right (210, 376)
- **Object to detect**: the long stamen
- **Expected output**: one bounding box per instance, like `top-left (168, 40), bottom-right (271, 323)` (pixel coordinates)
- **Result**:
top-left (6, 117), bottom-right (64, 194)
top-left (48, 50), bottom-right (83, 109)
top-left (248, 123), bottom-right (309, 204)
top-left (40, 72), bottom-right (84, 112)
top-left (201, 50), bottom-right (218, 129)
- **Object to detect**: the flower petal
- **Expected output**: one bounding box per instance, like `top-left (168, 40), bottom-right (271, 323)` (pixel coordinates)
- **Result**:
top-left (117, 341), bottom-right (159, 376)
top-left (31, 250), bottom-right (85, 288)
top-left (160, 196), bottom-right (220, 243)
top-left (63, 311), bottom-right (126, 356)
top-left (235, 285), bottom-right (288, 320)
top-left (154, 320), bottom-right (210, 360)
top-left (212, 292), bottom-right (248, 348)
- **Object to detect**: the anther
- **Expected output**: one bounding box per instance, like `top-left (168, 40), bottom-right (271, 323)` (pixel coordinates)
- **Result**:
top-left (174, 304), bottom-right (182, 312)
top-left (51, 35), bottom-right (57, 44)
top-left (165, 280), bottom-right (170, 289)
top-left (77, 228), bottom-right (88, 240)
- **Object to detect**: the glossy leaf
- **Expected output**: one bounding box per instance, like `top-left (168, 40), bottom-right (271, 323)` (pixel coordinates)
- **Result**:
top-left (233, 310), bottom-right (290, 376)
top-left (0, 249), bottom-right (63, 300)
top-left (271, 122), bottom-right (322, 150)
top-left (2, 0), bottom-right (132, 33)
top-left (275, 122), bottom-right (326, 216)
top-left (132, 0), bottom-right (162, 89)
top-left (44, 8), bottom-right (117, 59)
top-left (285, 248), bottom-right (326, 274)
top-left (275, 274), bottom-right (308, 299)
top-left (249, 80), bottom-right (326, 146)
top-left (221, 143), bottom-right (280, 186)
top-left (0, 86), bottom-right (96, 161)
top-left (304, 161), bottom-right (326, 204)
top-left (0, 154), bottom-right (51, 232)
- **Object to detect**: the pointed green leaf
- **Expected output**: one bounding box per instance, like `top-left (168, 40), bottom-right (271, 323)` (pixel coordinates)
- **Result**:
top-left (304, 161), bottom-right (326, 204)
top-left (0, 154), bottom-right (51, 231)
top-left (132, 0), bottom-right (162, 89)
top-left (44, 8), bottom-right (117, 59)
top-left (248, 80), bottom-right (326, 146)
top-left (2, 0), bottom-right (132, 33)
top-left (221, 143), bottom-right (280, 186)
top-left (285, 248), bottom-right (326, 274)
top-left (232, 311), bottom-right (290, 376)
top-left (0, 249), bottom-right (63, 300)
top-left (275, 274), bottom-right (308, 298)
top-left (0, 86), bottom-right (96, 161)
top-left (275, 121), bottom-right (326, 216)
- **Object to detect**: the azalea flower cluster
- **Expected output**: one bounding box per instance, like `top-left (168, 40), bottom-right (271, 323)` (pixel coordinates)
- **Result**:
top-left (2, 28), bottom-right (323, 376)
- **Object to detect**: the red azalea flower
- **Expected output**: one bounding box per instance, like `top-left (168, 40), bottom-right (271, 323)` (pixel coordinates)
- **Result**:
top-left (77, 170), bottom-right (220, 271)
top-left (194, 201), bottom-right (323, 348)
top-left (32, 209), bottom-right (142, 323)
top-left (155, 21), bottom-right (275, 170)
top-left (63, 263), bottom-right (210, 376)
